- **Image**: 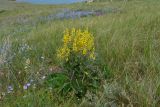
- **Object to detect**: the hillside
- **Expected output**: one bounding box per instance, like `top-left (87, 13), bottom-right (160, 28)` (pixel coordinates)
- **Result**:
top-left (0, 0), bottom-right (160, 106)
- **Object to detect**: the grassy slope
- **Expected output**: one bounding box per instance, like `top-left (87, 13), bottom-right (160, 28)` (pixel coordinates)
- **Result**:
top-left (1, 0), bottom-right (160, 106)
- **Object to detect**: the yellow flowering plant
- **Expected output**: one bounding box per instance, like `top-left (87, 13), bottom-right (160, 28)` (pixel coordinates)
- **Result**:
top-left (56, 28), bottom-right (99, 98)
top-left (57, 28), bottom-right (95, 61)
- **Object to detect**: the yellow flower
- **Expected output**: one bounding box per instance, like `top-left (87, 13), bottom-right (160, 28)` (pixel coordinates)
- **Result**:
top-left (57, 46), bottom-right (70, 61)
top-left (57, 28), bottom-right (96, 61)
top-left (63, 29), bottom-right (72, 46)
top-left (89, 52), bottom-right (95, 60)
top-left (82, 49), bottom-right (87, 55)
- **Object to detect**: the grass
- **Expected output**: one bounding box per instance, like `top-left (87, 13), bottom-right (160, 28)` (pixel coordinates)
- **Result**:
top-left (1, 0), bottom-right (160, 106)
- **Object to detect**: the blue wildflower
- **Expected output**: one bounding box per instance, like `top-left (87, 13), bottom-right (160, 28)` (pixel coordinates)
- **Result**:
top-left (7, 85), bottom-right (13, 93)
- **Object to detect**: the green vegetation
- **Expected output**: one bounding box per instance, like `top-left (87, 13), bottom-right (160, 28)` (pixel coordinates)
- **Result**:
top-left (1, 0), bottom-right (160, 106)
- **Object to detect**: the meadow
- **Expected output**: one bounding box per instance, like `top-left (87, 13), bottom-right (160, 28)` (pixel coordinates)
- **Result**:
top-left (1, 0), bottom-right (160, 106)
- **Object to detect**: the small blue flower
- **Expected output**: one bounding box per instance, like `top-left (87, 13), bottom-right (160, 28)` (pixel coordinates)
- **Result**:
top-left (8, 86), bottom-right (13, 91)
top-left (23, 82), bottom-right (31, 90)
top-left (27, 83), bottom-right (31, 87)
top-left (23, 85), bottom-right (28, 90)
top-left (7, 85), bottom-right (13, 93)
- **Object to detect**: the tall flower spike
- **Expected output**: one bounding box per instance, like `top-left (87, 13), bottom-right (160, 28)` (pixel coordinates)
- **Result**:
top-left (57, 28), bottom-right (95, 61)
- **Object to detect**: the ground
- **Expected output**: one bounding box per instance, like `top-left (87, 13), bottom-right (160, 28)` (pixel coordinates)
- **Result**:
top-left (0, 0), bottom-right (160, 106)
